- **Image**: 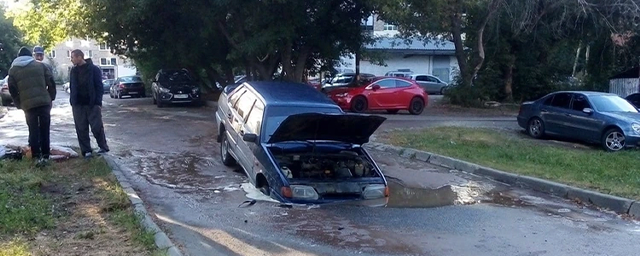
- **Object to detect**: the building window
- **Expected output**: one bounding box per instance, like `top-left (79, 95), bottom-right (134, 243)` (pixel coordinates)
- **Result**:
top-left (88, 50), bottom-right (93, 58)
top-left (48, 50), bottom-right (56, 58)
top-left (100, 58), bottom-right (107, 65)
top-left (99, 42), bottom-right (108, 51)
top-left (111, 58), bottom-right (117, 65)
top-left (383, 24), bottom-right (397, 31)
top-left (67, 50), bottom-right (71, 58)
top-left (99, 58), bottom-right (117, 65)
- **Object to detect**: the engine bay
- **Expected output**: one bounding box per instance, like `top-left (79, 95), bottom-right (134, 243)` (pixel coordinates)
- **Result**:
top-left (272, 149), bottom-right (379, 180)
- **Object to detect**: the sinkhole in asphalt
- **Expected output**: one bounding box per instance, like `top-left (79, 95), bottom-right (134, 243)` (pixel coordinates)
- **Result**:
top-left (385, 179), bottom-right (481, 208)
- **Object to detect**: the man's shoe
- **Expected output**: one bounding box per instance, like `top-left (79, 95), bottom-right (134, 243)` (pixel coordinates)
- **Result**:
top-left (97, 148), bottom-right (109, 154)
top-left (35, 158), bottom-right (50, 168)
top-left (83, 152), bottom-right (94, 159)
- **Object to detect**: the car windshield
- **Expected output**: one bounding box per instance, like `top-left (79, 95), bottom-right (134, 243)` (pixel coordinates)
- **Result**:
top-left (590, 95), bottom-right (638, 113)
top-left (161, 71), bottom-right (192, 82)
top-left (120, 76), bottom-right (142, 83)
top-left (263, 106), bottom-right (343, 142)
top-left (330, 75), bottom-right (354, 84)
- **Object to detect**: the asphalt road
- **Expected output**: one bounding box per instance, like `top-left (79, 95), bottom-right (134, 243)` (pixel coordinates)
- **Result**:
top-left (1, 92), bottom-right (639, 256)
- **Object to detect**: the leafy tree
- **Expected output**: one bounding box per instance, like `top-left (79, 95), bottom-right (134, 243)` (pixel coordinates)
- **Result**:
top-left (0, 8), bottom-right (26, 78)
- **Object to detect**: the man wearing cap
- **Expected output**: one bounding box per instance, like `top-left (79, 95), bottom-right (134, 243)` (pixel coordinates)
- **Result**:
top-left (32, 46), bottom-right (57, 102)
top-left (7, 46), bottom-right (56, 167)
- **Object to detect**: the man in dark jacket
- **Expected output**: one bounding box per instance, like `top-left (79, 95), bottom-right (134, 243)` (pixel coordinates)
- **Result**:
top-left (8, 46), bottom-right (56, 167)
top-left (69, 49), bottom-right (109, 158)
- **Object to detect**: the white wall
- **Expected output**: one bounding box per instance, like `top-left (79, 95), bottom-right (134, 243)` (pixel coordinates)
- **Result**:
top-left (610, 78), bottom-right (639, 97)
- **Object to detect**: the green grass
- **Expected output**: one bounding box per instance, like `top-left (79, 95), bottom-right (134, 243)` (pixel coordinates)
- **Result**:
top-left (0, 160), bottom-right (55, 236)
top-left (0, 157), bottom-right (164, 255)
top-left (386, 127), bottom-right (640, 200)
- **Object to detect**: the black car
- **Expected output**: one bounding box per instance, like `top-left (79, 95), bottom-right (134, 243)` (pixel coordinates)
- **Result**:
top-left (626, 93), bottom-right (640, 109)
top-left (110, 76), bottom-right (145, 99)
top-left (216, 81), bottom-right (389, 206)
top-left (151, 69), bottom-right (201, 107)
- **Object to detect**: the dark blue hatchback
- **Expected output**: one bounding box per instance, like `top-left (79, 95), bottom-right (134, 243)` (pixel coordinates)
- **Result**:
top-left (517, 91), bottom-right (640, 151)
top-left (216, 81), bottom-right (389, 206)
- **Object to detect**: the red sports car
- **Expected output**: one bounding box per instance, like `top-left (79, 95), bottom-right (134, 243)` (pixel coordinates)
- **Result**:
top-left (327, 76), bottom-right (428, 115)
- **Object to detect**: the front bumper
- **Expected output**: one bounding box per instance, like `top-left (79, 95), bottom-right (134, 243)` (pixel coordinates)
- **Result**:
top-left (280, 196), bottom-right (389, 207)
top-left (157, 91), bottom-right (201, 103)
top-left (329, 96), bottom-right (351, 110)
top-left (119, 88), bottom-right (145, 96)
top-left (625, 134), bottom-right (640, 148)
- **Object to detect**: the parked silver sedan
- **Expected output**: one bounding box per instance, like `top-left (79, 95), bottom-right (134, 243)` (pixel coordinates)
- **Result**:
top-left (408, 74), bottom-right (449, 95)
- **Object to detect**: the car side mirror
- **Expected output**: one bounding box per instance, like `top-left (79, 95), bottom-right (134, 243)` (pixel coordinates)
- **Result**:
top-left (371, 84), bottom-right (381, 90)
top-left (242, 133), bottom-right (258, 143)
top-left (583, 108), bottom-right (594, 115)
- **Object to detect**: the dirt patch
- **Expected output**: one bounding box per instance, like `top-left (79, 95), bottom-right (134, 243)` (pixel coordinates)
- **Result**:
top-left (0, 159), bottom-right (155, 256)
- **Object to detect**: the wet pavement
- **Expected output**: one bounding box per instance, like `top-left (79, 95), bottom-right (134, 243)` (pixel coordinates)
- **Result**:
top-left (2, 91), bottom-right (640, 255)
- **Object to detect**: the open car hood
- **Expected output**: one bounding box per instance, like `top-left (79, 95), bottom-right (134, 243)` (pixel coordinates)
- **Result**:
top-left (267, 113), bottom-right (386, 145)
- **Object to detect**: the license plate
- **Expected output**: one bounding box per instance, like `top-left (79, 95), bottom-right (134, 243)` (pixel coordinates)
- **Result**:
top-left (174, 94), bottom-right (188, 99)
top-left (129, 92), bottom-right (138, 94)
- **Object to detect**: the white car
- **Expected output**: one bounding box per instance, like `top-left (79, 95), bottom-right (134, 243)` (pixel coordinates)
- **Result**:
top-left (408, 74), bottom-right (450, 95)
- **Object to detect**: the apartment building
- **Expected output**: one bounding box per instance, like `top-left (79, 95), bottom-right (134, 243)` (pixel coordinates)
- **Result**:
top-left (44, 38), bottom-right (137, 82)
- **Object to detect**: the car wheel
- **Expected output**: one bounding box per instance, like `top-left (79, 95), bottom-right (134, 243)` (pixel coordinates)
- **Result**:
top-left (602, 128), bottom-right (625, 152)
top-left (408, 97), bottom-right (425, 115)
top-left (156, 97), bottom-right (164, 108)
top-left (117, 91), bottom-right (123, 99)
top-left (220, 133), bottom-right (237, 166)
top-left (386, 109), bottom-right (399, 114)
top-left (141, 93), bottom-right (146, 98)
top-left (257, 175), bottom-right (271, 196)
top-left (350, 96), bottom-right (367, 113)
top-left (527, 117), bottom-right (545, 139)
top-left (440, 86), bottom-right (447, 95)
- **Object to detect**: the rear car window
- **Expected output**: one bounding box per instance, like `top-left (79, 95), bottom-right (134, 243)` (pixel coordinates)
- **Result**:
top-left (550, 93), bottom-right (572, 109)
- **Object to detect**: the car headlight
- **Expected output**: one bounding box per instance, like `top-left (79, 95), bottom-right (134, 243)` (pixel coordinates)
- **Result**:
top-left (632, 123), bottom-right (640, 134)
top-left (159, 87), bottom-right (170, 93)
top-left (290, 185), bottom-right (319, 200)
top-left (192, 88), bottom-right (200, 94)
top-left (335, 93), bottom-right (348, 97)
top-left (362, 184), bottom-right (388, 200)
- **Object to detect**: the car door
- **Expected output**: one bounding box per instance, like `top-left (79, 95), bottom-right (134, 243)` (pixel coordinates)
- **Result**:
top-left (367, 78), bottom-right (401, 108)
top-left (540, 92), bottom-right (573, 135)
top-left (565, 94), bottom-right (602, 142)
top-left (394, 79), bottom-right (416, 106)
top-left (424, 75), bottom-right (442, 93)
top-left (231, 90), bottom-right (257, 175)
top-left (242, 100), bottom-right (265, 181)
top-left (413, 75), bottom-right (430, 92)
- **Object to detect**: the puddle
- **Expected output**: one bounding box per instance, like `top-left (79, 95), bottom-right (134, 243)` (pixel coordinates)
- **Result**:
top-left (119, 150), bottom-right (245, 191)
top-left (386, 179), bottom-right (483, 208)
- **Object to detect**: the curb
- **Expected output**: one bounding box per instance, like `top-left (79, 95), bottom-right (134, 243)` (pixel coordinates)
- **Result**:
top-left (365, 142), bottom-right (640, 217)
top-left (103, 155), bottom-right (183, 256)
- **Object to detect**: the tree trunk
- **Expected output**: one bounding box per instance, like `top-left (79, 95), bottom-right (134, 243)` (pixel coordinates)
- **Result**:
top-left (450, 13), bottom-right (469, 85)
top-left (281, 42), bottom-right (294, 81)
top-left (293, 46), bottom-right (311, 82)
top-left (584, 44), bottom-right (590, 76)
top-left (504, 55), bottom-right (515, 102)
top-left (572, 41), bottom-right (582, 77)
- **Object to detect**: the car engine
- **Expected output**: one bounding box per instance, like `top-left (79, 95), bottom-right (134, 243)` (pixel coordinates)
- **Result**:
top-left (273, 150), bottom-right (378, 179)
